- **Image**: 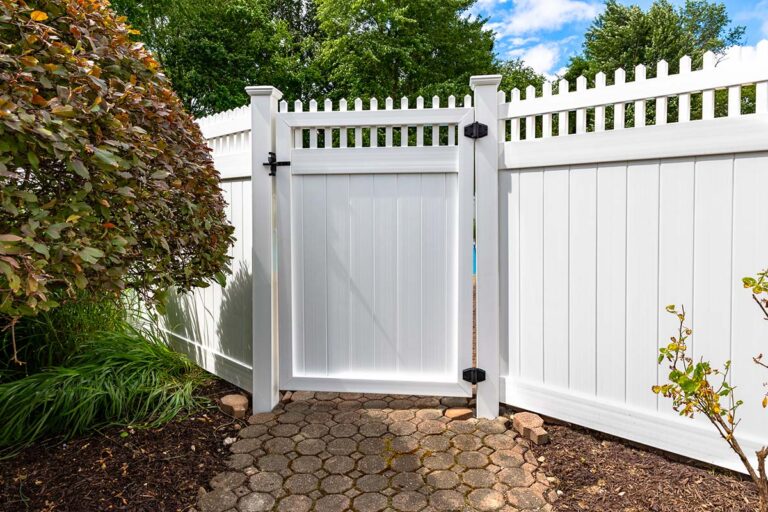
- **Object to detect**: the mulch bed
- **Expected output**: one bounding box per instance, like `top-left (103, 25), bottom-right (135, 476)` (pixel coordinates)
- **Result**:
top-left (0, 378), bottom-right (245, 512)
top-left (532, 423), bottom-right (760, 512)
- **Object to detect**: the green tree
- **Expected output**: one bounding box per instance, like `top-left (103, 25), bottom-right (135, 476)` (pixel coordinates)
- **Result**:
top-left (306, 0), bottom-right (498, 101)
top-left (111, 0), bottom-right (307, 116)
top-left (0, 0), bottom-right (234, 351)
top-left (565, 0), bottom-right (745, 84)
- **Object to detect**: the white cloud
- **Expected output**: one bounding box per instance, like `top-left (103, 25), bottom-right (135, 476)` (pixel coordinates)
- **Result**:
top-left (509, 43), bottom-right (561, 77)
top-left (490, 0), bottom-right (602, 37)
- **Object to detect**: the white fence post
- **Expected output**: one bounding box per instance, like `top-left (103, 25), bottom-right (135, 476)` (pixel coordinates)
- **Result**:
top-left (246, 86), bottom-right (282, 412)
top-left (471, 75), bottom-right (502, 419)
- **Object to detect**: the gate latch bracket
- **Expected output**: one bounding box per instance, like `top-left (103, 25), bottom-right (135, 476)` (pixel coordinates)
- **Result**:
top-left (462, 367), bottom-right (486, 385)
top-left (463, 122), bottom-right (488, 139)
top-left (263, 152), bottom-right (291, 176)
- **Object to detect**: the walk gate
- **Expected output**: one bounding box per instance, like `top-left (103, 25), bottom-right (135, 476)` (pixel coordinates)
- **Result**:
top-left (247, 83), bottom-right (501, 414)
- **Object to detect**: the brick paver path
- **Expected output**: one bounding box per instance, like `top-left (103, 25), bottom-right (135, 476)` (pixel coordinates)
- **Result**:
top-left (196, 393), bottom-right (555, 512)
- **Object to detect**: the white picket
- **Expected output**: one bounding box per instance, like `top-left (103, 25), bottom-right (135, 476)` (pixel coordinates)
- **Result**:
top-left (432, 96), bottom-right (440, 146)
top-left (542, 82), bottom-right (553, 138)
top-left (678, 56), bottom-right (692, 122)
top-left (525, 85), bottom-right (536, 139)
top-left (634, 64), bottom-right (646, 128)
top-left (702, 51), bottom-right (715, 120)
top-left (614, 68), bottom-right (626, 130)
top-left (557, 80), bottom-right (568, 136)
top-left (575, 77), bottom-right (587, 134)
top-left (511, 88), bottom-right (521, 141)
top-left (594, 73), bottom-right (606, 132)
top-left (655, 60), bottom-right (668, 125)
top-left (385, 97), bottom-right (393, 147)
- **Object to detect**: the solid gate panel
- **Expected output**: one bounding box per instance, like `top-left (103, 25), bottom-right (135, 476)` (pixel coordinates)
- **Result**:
top-left (276, 104), bottom-right (474, 395)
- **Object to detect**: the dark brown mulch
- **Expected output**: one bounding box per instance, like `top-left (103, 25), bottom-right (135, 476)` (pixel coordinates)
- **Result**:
top-left (532, 423), bottom-right (760, 512)
top-left (0, 378), bottom-right (246, 512)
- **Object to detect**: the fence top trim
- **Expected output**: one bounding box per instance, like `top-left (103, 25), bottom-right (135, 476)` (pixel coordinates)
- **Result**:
top-left (501, 43), bottom-right (768, 120)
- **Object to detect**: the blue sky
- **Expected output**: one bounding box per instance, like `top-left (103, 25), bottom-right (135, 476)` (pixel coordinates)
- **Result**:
top-left (472, 0), bottom-right (768, 79)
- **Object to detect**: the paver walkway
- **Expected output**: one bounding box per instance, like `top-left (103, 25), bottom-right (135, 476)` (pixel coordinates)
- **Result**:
top-left (196, 392), bottom-right (555, 512)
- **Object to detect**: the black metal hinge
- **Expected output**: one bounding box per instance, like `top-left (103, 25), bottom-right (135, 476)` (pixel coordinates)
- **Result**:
top-left (263, 152), bottom-right (290, 176)
top-left (462, 367), bottom-right (486, 385)
top-left (463, 122), bottom-right (488, 139)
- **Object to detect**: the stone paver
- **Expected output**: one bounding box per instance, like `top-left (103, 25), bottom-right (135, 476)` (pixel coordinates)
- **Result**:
top-left (197, 393), bottom-right (554, 512)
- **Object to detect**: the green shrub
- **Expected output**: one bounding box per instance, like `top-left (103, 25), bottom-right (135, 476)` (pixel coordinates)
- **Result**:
top-left (0, 321), bottom-right (209, 451)
top-left (0, 0), bottom-right (234, 341)
top-left (0, 292), bottom-right (125, 381)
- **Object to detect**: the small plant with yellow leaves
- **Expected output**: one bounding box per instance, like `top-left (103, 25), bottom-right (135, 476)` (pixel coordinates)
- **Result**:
top-left (654, 268), bottom-right (768, 510)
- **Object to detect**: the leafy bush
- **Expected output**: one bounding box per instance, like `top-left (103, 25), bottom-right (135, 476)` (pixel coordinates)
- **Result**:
top-left (0, 321), bottom-right (208, 451)
top-left (0, 0), bottom-right (234, 342)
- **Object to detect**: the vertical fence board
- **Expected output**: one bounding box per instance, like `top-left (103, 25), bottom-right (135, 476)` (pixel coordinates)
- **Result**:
top-left (657, 158), bottom-right (695, 415)
top-left (373, 175), bottom-right (398, 372)
top-left (349, 175), bottom-right (375, 371)
top-left (692, 156), bottom-right (734, 372)
top-left (542, 167), bottom-right (570, 387)
top-left (326, 176), bottom-right (351, 374)
top-left (595, 163), bottom-right (627, 403)
top-left (731, 153), bottom-right (768, 434)
top-left (520, 170), bottom-right (545, 382)
top-left (569, 165), bottom-right (597, 394)
top-left (625, 161), bottom-right (660, 410)
top-left (397, 175), bottom-right (423, 374)
top-left (301, 175), bottom-right (328, 375)
top-left (421, 174), bottom-right (449, 374)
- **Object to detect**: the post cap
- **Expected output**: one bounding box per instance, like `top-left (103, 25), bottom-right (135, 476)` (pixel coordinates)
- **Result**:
top-left (469, 75), bottom-right (502, 90)
top-left (245, 86), bottom-right (283, 99)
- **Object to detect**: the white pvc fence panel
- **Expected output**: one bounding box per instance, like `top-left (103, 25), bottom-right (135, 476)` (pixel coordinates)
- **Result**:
top-left (497, 46), bottom-right (768, 472)
top-left (162, 107), bottom-right (254, 391)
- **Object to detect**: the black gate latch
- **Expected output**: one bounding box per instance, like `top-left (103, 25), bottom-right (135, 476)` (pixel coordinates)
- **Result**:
top-left (463, 122), bottom-right (488, 139)
top-left (263, 152), bottom-right (290, 176)
top-left (462, 367), bottom-right (486, 384)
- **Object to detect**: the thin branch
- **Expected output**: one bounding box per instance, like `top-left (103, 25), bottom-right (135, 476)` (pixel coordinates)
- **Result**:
top-left (753, 294), bottom-right (768, 321)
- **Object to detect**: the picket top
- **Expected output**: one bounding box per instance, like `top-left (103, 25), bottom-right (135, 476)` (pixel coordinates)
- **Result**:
top-left (501, 42), bottom-right (768, 123)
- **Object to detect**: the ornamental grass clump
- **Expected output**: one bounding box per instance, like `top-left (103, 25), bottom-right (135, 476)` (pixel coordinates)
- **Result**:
top-left (0, 320), bottom-right (209, 452)
top-left (0, 0), bottom-right (234, 362)
top-left (654, 268), bottom-right (768, 510)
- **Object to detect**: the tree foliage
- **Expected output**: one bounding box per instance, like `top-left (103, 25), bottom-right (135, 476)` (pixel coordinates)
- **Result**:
top-left (110, 0), bottom-right (312, 117)
top-left (111, 0), bottom-right (542, 113)
top-left (0, 0), bottom-right (234, 340)
top-left (314, 0), bottom-right (496, 101)
top-left (565, 0), bottom-right (745, 83)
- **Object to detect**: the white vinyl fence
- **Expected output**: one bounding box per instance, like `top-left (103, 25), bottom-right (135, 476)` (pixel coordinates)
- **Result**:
top-left (162, 106), bottom-right (255, 391)
top-left (175, 43), bottom-right (768, 472)
top-left (493, 46), bottom-right (768, 472)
